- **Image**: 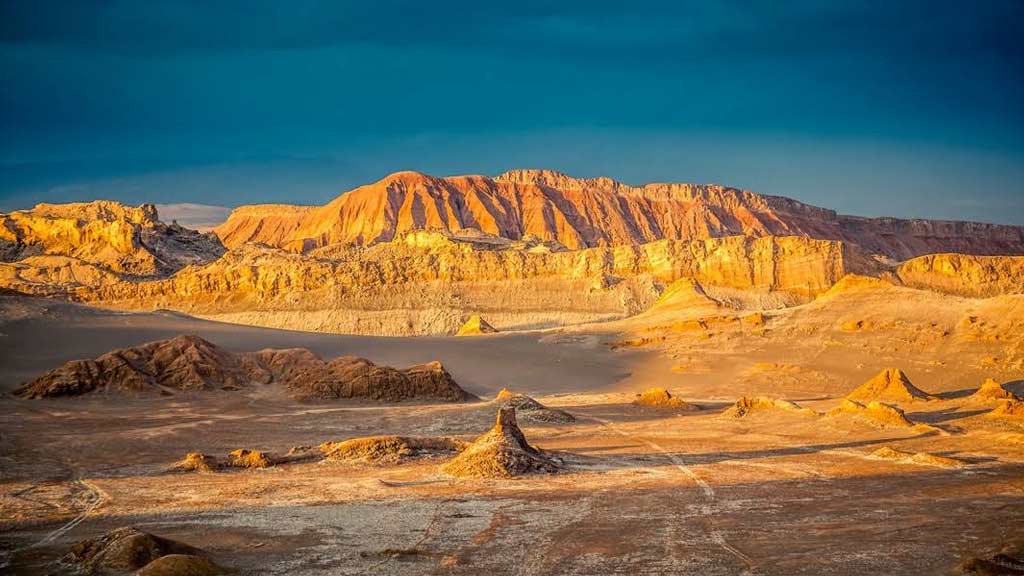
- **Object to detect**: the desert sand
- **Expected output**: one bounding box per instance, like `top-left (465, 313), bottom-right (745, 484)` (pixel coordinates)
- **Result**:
top-left (1, 288), bottom-right (1022, 575)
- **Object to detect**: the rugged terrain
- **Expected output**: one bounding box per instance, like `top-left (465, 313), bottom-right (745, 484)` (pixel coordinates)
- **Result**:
top-left (1, 169), bottom-right (1023, 575)
top-left (1, 171), bottom-right (1023, 336)
top-left (0, 201), bottom-right (224, 297)
top-left (1, 281), bottom-right (1022, 574)
top-left (14, 334), bottom-right (473, 402)
top-left (216, 169), bottom-right (1024, 258)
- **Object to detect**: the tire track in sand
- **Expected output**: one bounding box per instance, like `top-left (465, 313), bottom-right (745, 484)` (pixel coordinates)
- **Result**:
top-left (586, 415), bottom-right (755, 575)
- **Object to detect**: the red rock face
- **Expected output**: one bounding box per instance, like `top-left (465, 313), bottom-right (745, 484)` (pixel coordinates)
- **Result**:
top-left (215, 169), bottom-right (1024, 259)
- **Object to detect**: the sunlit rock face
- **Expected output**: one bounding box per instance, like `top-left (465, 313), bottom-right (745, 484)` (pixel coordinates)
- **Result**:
top-left (896, 253), bottom-right (1024, 297)
top-left (2, 170), bottom-right (1023, 336)
top-left (215, 169), bottom-right (1024, 259)
top-left (0, 201), bottom-right (224, 280)
top-left (71, 233), bottom-right (866, 335)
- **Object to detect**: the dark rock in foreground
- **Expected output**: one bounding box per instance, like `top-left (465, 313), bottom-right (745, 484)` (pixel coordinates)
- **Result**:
top-left (14, 334), bottom-right (475, 403)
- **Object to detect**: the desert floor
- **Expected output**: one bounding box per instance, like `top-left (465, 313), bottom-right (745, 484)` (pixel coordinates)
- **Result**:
top-left (1, 295), bottom-right (1023, 575)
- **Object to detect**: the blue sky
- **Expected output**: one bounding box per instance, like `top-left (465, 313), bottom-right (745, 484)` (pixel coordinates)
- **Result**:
top-left (1, 1), bottom-right (1022, 223)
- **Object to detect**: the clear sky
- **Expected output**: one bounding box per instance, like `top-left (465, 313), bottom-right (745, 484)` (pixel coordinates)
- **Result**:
top-left (1, 1), bottom-right (1022, 223)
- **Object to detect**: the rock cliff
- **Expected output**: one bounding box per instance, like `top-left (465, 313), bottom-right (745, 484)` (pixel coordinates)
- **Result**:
top-left (2, 172), bottom-right (1022, 337)
top-left (0, 201), bottom-right (224, 278)
top-left (215, 169), bottom-right (1024, 259)
top-left (896, 253), bottom-right (1024, 297)
top-left (76, 233), bottom-right (866, 335)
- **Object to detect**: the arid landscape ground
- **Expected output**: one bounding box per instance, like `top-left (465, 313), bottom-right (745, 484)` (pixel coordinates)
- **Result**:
top-left (1, 171), bottom-right (1023, 575)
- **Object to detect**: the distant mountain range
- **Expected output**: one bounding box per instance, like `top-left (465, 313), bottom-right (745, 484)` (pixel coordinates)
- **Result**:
top-left (215, 169), bottom-right (1024, 260)
top-left (1, 169), bottom-right (1023, 336)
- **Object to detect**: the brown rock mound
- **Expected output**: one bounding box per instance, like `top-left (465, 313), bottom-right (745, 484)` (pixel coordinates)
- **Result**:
top-left (870, 446), bottom-right (965, 468)
top-left (14, 335), bottom-right (475, 403)
top-left (15, 335), bottom-right (250, 397)
top-left (845, 368), bottom-right (936, 403)
top-left (176, 452), bottom-right (217, 473)
top-left (456, 314), bottom-right (499, 336)
top-left (442, 408), bottom-right (560, 478)
top-left (227, 449), bottom-right (272, 469)
top-left (827, 399), bottom-right (942, 434)
top-left (292, 356), bottom-right (475, 402)
top-left (633, 388), bottom-right (700, 411)
top-left (61, 527), bottom-right (210, 575)
top-left (987, 400), bottom-right (1024, 421)
top-left (971, 379), bottom-right (1021, 403)
top-left (724, 396), bottom-right (817, 418)
top-left (320, 435), bottom-right (467, 464)
top-left (493, 389), bottom-right (575, 423)
top-left (175, 449), bottom-right (275, 472)
top-left (135, 554), bottom-right (230, 576)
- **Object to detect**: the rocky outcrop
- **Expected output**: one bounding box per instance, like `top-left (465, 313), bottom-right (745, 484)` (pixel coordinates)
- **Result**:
top-left (61, 527), bottom-right (225, 575)
top-left (14, 335), bottom-right (475, 402)
top-left (215, 169), bottom-right (1024, 259)
top-left (723, 396), bottom-right (817, 418)
top-left (0, 201), bottom-right (224, 277)
top-left (492, 389), bottom-right (575, 423)
top-left (869, 446), bottom-right (964, 468)
top-left (293, 356), bottom-right (474, 402)
top-left (320, 435), bottom-right (467, 463)
top-left (14, 334), bottom-right (252, 397)
top-left (845, 368), bottom-right (936, 404)
top-left (826, 399), bottom-right (920, 429)
top-left (987, 400), bottom-right (1024, 421)
top-left (969, 378), bottom-right (1020, 403)
top-left (67, 234), bottom-right (862, 335)
top-left (442, 407), bottom-right (560, 478)
top-left (896, 254), bottom-right (1024, 297)
top-left (633, 388), bottom-right (700, 411)
top-left (457, 314), bottom-right (498, 336)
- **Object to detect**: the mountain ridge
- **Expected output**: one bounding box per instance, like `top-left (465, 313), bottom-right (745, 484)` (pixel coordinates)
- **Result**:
top-left (214, 169), bottom-right (1024, 259)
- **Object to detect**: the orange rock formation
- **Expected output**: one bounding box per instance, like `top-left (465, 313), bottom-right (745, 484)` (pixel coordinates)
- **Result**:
top-left (216, 170), bottom-right (1024, 259)
top-left (845, 368), bottom-right (936, 403)
top-left (633, 388), bottom-right (700, 411)
top-left (457, 314), bottom-right (499, 336)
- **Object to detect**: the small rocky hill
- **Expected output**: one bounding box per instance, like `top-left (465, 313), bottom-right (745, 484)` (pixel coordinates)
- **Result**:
top-left (14, 334), bottom-right (475, 402)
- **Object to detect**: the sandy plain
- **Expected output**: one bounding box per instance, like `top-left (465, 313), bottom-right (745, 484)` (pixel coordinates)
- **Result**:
top-left (1, 291), bottom-right (1022, 575)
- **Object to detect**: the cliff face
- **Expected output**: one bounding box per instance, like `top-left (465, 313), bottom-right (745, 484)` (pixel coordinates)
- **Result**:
top-left (215, 169), bottom-right (1024, 259)
top-left (0, 201), bottom-right (225, 278)
top-left (896, 254), bottom-right (1024, 298)
top-left (1, 173), bottom-right (1021, 337)
top-left (77, 232), bottom-right (866, 335)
